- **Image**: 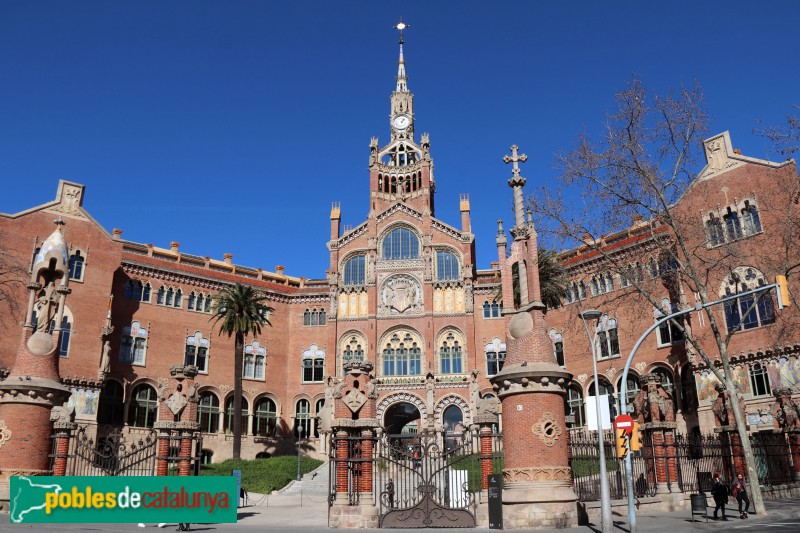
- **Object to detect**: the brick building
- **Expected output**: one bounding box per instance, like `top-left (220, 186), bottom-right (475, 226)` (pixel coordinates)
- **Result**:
top-left (0, 39), bottom-right (798, 466)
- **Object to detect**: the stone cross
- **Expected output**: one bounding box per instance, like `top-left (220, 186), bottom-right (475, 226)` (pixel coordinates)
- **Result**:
top-left (503, 144), bottom-right (528, 177)
top-left (503, 145), bottom-right (528, 229)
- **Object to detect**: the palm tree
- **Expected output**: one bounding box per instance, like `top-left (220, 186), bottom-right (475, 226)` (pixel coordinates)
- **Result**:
top-left (211, 283), bottom-right (273, 460)
top-left (537, 248), bottom-right (568, 310)
top-left (500, 248), bottom-right (568, 310)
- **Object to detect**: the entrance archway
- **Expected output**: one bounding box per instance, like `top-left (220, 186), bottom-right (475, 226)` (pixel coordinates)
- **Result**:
top-left (383, 401), bottom-right (420, 435)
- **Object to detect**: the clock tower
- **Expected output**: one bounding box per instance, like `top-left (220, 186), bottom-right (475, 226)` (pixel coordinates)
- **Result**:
top-left (368, 21), bottom-right (436, 216)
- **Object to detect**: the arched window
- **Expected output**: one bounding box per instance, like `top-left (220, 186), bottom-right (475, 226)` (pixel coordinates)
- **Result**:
top-left (655, 299), bottom-right (685, 346)
top-left (381, 330), bottom-right (422, 376)
top-left (303, 309), bottom-right (310, 325)
top-left (97, 380), bottom-right (125, 426)
top-left (706, 213), bottom-right (725, 246)
top-left (483, 301), bottom-right (491, 318)
top-left (295, 399), bottom-right (311, 437)
top-left (58, 315), bottom-right (72, 357)
top-left (749, 363), bottom-right (771, 397)
top-left (188, 292), bottom-right (196, 310)
top-left (197, 392), bottom-right (220, 433)
top-left (722, 267), bottom-right (776, 332)
top-left (491, 301), bottom-right (499, 317)
top-left (723, 206), bottom-right (743, 241)
top-left (741, 200), bottom-right (762, 236)
top-left (595, 315), bottom-right (620, 359)
top-left (382, 227), bottom-right (420, 260)
top-left (68, 251), bottom-right (85, 280)
top-left (204, 294), bottom-right (212, 313)
top-left (302, 345), bottom-right (325, 382)
top-left (439, 330), bottom-right (464, 375)
top-left (343, 255), bottom-right (366, 286)
top-left (648, 258), bottom-right (659, 279)
top-left (243, 340), bottom-right (267, 380)
top-left (341, 334), bottom-right (365, 372)
top-left (174, 289), bottom-right (182, 308)
top-left (254, 397), bottom-right (278, 437)
top-left (185, 332), bottom-right (210, 373)
top-left (224, 397), bottom-right (249, 435)
top-left (680, 366), bottom-right (698, 412)
top-left (485, 338), bottom-right (506, 377)
top-left (565, 385), bottom-right (585, 428)
top-left (127, 281), bottom-right (151, 303)
top-left (157, 286), bottom-right (166, 305)
top-left (604, 272), bottom-right (615, 292)
top-left (436, 250), bottom-right (459, 281)
top-left (617, 374), bottom-right (640, 412)
top-left (442, 405), bottom-right (464, 435)
top-left (166, 288), bottom-right (174, 307)
top-left (314, 398), bottom-right (325, 438)
top-left (120, 321), bottom-right (148, 365)
top-left (651, 367), bottom-right (675, 396)
top-left (128, 384), bottom-right (158, 428)
top-left (589, 378), bottom-right (617, 419)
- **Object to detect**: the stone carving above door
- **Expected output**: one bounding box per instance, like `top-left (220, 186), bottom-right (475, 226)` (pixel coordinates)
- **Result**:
top-left (379, 274), bottom-right (423, 316)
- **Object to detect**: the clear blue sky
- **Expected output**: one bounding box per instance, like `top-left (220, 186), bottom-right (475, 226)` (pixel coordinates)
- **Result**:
top-left (1, 1), bottom-right (798, 278)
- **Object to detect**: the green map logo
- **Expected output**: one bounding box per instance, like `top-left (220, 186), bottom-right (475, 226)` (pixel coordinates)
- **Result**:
top-left (10, 476), bottom-right (237, 524)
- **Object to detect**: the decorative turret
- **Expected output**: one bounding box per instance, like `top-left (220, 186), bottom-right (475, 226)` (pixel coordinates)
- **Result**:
top-left (368, 20), bottom-right (436, 215)
top-left (489, 147), bottom-right (578, 528)
top-left (0, 218), bottom-right (74, 494)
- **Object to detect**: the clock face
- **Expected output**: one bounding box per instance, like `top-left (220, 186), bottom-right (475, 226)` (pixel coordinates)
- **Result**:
top-left (393, 115), bottom-right (410, 130)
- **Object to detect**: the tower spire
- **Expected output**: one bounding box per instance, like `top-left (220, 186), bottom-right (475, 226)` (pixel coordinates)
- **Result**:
top-left (395, 19), bottom-right (409, 93)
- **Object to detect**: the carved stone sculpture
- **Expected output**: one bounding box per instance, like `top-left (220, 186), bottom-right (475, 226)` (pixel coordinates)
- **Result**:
top-left (773, 388), bottom-right (800, 430)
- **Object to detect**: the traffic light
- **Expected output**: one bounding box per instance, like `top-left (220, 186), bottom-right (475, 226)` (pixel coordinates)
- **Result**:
top-left (615, 429), bottom-right (629, 458)
top-left (776, 275), bottom-right (792, 308)
top-left (630, 422), bottom-right (644, 452)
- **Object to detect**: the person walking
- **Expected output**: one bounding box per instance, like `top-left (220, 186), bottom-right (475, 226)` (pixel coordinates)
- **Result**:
top-left (711, 471), bottom-right (728, 520)
top-left (730, 473), bottom-right (750, 519)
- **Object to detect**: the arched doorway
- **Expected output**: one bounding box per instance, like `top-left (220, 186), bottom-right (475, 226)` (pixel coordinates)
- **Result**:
top-left (383, 401), bottom-right (421, 435)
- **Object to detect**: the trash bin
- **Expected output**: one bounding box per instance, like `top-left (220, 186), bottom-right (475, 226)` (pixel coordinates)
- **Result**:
top-left (690, 493), bottom-right (708, 523)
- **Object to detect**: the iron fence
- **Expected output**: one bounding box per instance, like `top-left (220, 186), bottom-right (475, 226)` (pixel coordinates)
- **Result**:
top-left (571, 428), bottom-right (798, 502)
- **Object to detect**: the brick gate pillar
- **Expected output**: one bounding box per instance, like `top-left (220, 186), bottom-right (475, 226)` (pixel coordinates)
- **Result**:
top-left (154, 365), bottom-right (200, 476)
top-left (771, 388), bottom-right (800, 482)
top-left (51, 420), bottom-right (77, 476)
top-left (479, 425), bottom-right (494, 491)
top-left (360, 429), bottom-right (375, 504)
top-left (328, 361), bottom-right (379, 528)
top-left (0, 221), bottom-right (74, 509)
top-left (489, 145), bottom-right (578, 529)
top-left (711, 383), bottom-right (748, 479)
top-left (632, 373), bottom-right (678, 493)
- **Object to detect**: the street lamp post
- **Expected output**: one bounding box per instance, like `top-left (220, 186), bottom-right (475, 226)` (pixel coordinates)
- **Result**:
top-left (580, 309), bottom-right (613, 533)
top-left (296, 424), bottom-right (305, 481)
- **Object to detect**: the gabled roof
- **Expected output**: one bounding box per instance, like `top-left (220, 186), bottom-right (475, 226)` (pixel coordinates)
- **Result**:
top-left (0, 179), bottom-right (114, 239)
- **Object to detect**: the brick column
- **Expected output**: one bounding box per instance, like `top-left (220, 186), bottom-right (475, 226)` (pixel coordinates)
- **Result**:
top-left (359, 429), bottom-right (374, 504)
top-left (335, 430), bottom-right (350, 503)
top-left (156, 430), bottom-right (171, 476)
top-left (479, 425), bottom-right (493, 491)
top-left (51, 422), bottom-right (76, 476)
top-left (178, 431), bottom-right (193, 476)
top-left (664, 430), bottom-right (679, 488)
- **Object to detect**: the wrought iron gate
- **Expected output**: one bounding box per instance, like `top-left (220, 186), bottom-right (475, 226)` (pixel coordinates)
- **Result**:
top-left (51, 425), bottom-right (203, 476)
top-left (376, 429), bottom-right (484, 528)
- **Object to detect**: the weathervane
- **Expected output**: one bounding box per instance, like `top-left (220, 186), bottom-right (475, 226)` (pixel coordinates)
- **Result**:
top-left (395, 18), bottom-right (409, 44)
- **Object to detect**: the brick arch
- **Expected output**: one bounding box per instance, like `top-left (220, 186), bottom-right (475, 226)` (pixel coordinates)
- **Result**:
top-left (376, 392), bottom-right (427, 427)
top-left (434, 394), bottom-right (472, 427)
top-left (253, 392), bottom-right (281, 415)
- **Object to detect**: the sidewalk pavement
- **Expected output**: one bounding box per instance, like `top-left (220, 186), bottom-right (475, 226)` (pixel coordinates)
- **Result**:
top-left (3, 495), bottom-right (800, 531)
